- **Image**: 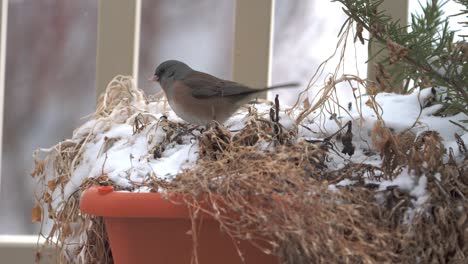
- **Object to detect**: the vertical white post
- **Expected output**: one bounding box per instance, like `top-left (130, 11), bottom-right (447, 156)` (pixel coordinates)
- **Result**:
top-left (0, 0), bottom-right (8, 186)
top-left (233, 0), bottom-right (275, 91)
top-left (367, 0), bottom-right (408, 90)
top-left (95, 0), bottom-right (141, 99)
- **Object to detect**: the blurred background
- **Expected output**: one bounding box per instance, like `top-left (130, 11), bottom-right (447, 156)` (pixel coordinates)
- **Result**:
top-left (0, 0), bottom-right (357, 234)
top-left (0, 0), bottom-right (463, 235)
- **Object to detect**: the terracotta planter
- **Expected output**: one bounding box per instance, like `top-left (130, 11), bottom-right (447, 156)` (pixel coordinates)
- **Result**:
top-left (80, 186), bottom-right (278, 264)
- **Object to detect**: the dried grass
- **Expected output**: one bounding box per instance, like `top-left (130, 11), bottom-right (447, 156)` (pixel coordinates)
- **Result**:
top-left (168, 137), bottom-right (404, 263)
top-left (31, 74), bottom-right (467, 263)
top-left (31, 22), bottom-right (467, 263)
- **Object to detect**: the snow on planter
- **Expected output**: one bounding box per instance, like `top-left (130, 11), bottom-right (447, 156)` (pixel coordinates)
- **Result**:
top-left (32, 75), bottom-right (467, 263)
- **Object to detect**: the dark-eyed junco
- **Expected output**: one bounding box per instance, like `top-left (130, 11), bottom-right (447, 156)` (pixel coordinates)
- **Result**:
top-left (152, 60), bottom-right (299, 125)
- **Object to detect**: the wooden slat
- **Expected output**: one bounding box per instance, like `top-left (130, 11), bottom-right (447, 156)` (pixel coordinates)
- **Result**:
top-left (233, 0), bottom-right (275, 92)
top-left (0, 235), bottom-right (55, 263)
top-left (367, 0), bottom-right (408, 91)
top-left (0, 0), bottom-right (7, 185)
top-left (95, 0), bottom-right (141, 100)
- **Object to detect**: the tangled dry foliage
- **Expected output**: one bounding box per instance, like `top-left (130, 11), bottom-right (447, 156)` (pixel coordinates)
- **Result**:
top-left (170, 119), bottom-right (467, 264)
top-left (32, 19), bottom-right (468, 263)
top-left (30, 74), bottom-right (468, 264)
top-left (170, 131), bottom-right (403, 264)
top-left (31, 76), bottom-right (147, 263)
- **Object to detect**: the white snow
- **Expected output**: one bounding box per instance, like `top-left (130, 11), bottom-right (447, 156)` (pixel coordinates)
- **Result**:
top-left (64, 88), bottom-right (466, 203)
top-left (336, 179), bottom-right (356, 187)
top-left (54, 100), bottom-right (200, 200)
top-left (41, 85), bottom-right (466, 229)
top-left (378, 169), bottom-right (416, 192)
top-left (410, 175), bottom-right (428, 207)
top-left (31, 79), bottom-right (468, 264)
top-left (149, 143), bottom-right (199, 179)
top-left (298, 87), bottom-right (466, 221)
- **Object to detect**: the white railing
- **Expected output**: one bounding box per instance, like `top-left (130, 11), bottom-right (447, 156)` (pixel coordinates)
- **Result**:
top-left (0, 235), bottom-right (54, 263)
top-left (233, 0), bottom-right (275, 90)
top-left (0, 0), bottom-right (7, 187)
top-left (0, 0), bottom-right (407, 262)
top-left (95, 0), bottom-right (141, 98)
top-left (95, 0), bottom-right (275, 98)
top-left (368, 0), bottom-right (408, 84)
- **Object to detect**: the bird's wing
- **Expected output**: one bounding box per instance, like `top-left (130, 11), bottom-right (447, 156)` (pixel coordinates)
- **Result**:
top-left (183, 71), bottom-right (255, 99)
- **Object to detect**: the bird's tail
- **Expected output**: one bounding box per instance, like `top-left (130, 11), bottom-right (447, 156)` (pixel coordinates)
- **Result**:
top-left (231, 82), bottom-right (300, 100)
top-left (261, 82), bottom-right (301, 91)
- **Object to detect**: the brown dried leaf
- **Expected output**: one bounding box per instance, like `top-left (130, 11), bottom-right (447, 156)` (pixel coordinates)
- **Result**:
top-left (48, 203), bottom-right (55, 220)
top-left (387, 39), bottom-right (409, 64)
top-left (32, 204), bottom-right (42, 222)
top-left (367, 82), bottom-right (379, 96)
top-left (375, 63), bottom-right (392, 92)
top-left (302, 97), bottom-right (311, 110)
top-left (47, 180), bottom-right (57, 192)
top-left (57, 175), bottom-right (68, 184)
top-left (355, 23), bottom-right (365, 44)
top-left (341, 122), bottom-right (355, 156)
top-left (31, 159), bottom-right (46, 178)
top-left (455, 133), bottom-right (467, 154)
top-left (44, 192), bottom-right (52, 203)
top-left (62, 223), bottom-right (72, 238)
top-left (35, 251), bottom-right (41, 263)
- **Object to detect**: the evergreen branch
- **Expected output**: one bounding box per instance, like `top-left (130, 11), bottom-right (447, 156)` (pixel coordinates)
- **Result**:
top-left (334, 0), bottom-right (468, 115)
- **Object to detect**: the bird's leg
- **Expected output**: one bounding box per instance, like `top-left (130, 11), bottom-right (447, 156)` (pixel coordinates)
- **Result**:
top-left (187, 124), bottom-right (202, 137)
top-left (210, 105), bottom-right (216, 121)
top-left (170, 124), bottom-right (201, 143)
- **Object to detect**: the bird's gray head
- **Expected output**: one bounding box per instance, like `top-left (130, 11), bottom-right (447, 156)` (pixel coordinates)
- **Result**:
top-left (153, 60), bottom-right (192, 87)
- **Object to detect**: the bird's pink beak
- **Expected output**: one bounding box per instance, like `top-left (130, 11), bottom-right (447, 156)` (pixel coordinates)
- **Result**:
top-left (149, 75), bottom-right (159, 82)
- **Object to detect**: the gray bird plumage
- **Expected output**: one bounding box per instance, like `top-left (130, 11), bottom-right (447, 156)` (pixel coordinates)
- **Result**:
top-left (153, 60), bottom-right (299, 125)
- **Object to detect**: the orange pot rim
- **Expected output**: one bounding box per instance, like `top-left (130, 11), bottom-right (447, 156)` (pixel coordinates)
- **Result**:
top-left (80, 186), bottom-right (194, 218)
